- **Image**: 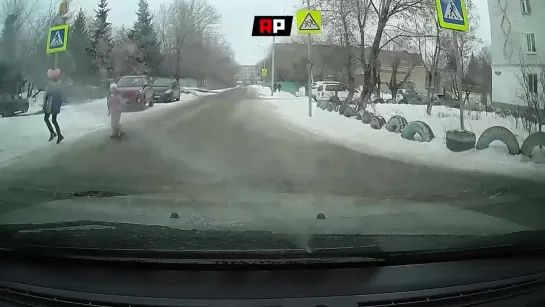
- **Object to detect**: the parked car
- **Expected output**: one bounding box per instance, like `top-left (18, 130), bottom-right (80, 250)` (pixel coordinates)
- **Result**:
top-left (0, 94), bottom-right (29, 117)
top-left (152, 78), bottom-right (181, 103)
top-left (116, 75), bottom-right (154, 110)
top-left (315, 83), bottom-right (360, 103)
top-left (311, 81), bottom-right (341, 101)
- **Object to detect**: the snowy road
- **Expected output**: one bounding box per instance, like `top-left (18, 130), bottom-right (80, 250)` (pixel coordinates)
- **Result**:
top-left (0, 86), bottom-right (541, 202)
top-left (1, 86), bottom-right (545, 233)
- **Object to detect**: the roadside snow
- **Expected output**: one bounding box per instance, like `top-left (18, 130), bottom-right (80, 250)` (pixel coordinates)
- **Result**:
top-left (252, 86), bottom-right (545, 181)
top-left (0, 91), bottom-right (225, 169)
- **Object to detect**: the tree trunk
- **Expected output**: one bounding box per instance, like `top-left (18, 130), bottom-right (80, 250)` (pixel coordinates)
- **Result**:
top-left (426, 34), bottom-right (441, 115)
top-left (390, 87), bottom-right (398, 100)
top-left (359, 16), bottom-right (388, 110)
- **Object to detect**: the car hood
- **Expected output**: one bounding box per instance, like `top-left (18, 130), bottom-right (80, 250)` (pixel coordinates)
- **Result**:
top-left (0, 189), bottom-right (533, 235)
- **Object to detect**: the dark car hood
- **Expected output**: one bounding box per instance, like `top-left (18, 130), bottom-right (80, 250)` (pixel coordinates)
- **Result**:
top-left (0, 189), bottom-right (533, 236)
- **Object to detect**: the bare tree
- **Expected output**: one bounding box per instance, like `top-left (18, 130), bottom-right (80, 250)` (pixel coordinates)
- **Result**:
top-left (354, 0), bottom-right (425, 110)
top-left (516, 50), bottom-right (544, 134)
top-left (111, 26), bottom-right (145, 78)
top-left (0, 0), bottom-right (40, 31)
top-left (412, 0), bottom-right (442, 114)
top-left (156, 0), bottom-right (220, 80)
top-left (386, 55), bottom-right (415, 99)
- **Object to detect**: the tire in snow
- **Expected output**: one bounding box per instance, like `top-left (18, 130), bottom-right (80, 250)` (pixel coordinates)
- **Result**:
top-left (476, 126), bottom-right (520, 155)
top-left (344, 105), bottom-right (358, 117)
top-left (338, 104), bottom-right (346, 115)
top-left (386, 99), bottom-right (396, 104)
top-left (521, 132), bottom-right (545, 157)
top-left (386, 115), bottom-right (407, 133)
top-left (373, 98), bottom-right (385, 104)
top-left (361, 111), bottom-right (374, 124)
top-left (370, 116), bottom-right (386, 129)
top-left (446, 130), bottom-right (476, 152)
top-left (401, 121), bottom-right (435, 142)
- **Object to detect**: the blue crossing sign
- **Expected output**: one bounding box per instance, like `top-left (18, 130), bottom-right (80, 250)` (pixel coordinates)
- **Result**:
top-left (435, 0), bottom-right (468, 32)
top-left (46, 24), bottom-right (68, 54)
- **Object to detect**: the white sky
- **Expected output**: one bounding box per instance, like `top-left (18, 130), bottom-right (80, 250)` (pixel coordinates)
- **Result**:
top-left (69, 0), bottom-right (491, 65)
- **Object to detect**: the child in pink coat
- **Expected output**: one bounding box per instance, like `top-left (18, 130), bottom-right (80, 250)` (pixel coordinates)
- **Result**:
top-left (107, 83), bottom-right (125, 138)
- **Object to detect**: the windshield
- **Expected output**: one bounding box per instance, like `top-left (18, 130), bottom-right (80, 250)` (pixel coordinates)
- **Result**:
top-left (1, 0), bottom-right (545, 257)
top-left (118, 77), bottom-right (143, 87)
top-left (153, 79), bottom-right (172, 87)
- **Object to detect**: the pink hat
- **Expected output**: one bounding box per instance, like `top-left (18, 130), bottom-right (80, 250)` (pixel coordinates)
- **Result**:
top-left (47, 69), bottom-right (61, 79)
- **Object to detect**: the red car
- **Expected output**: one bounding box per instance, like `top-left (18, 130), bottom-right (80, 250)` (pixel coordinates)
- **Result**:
top-left (116, 75), bottom-right (154, 110)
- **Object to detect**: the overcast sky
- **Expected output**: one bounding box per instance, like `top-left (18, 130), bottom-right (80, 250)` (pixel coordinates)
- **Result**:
top-left (71, 0), bottom-right (491, 65)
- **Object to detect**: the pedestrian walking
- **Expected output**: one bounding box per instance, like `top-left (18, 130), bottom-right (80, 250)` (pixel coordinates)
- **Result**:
top-left (107, 83), bottom-right (125, 139)
top-left (277, 83), bottom-right (282, 92)
top-left (43, 69), bottom-right (65, 144)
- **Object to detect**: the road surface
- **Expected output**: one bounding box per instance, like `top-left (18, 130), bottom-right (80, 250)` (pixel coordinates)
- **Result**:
top-left (0, 87), bottom-right (544, 229)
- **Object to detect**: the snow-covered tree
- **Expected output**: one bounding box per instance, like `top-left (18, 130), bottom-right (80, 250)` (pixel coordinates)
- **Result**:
top-left (87, 0), bottom-right (114, 81)
top-left (128, 0), bottom-right (162, 76)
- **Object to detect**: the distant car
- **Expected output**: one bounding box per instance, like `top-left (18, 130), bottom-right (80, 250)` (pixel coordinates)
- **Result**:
top-left (0, 94), bottom-right (29, 117)
top-left (116, 75), bottom-right (154, 110)
top-left (152, 78), bottom-right (181, 103)
top-left (316, 83), bottom-right (360, 103)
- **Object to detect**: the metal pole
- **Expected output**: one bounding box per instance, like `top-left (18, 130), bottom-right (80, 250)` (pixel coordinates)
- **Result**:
top-left (453, 30), bottom-right (464, 130)
top-left (271, 36), bottom-right (275, 96)
top-left (307, 0), bottom-right (312, 117)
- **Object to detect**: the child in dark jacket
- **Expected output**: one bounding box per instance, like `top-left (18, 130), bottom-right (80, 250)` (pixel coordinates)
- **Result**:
top-left (44, 69), bottom-right (65, 143)
top-left (107, 83), bottom-right (125, 139)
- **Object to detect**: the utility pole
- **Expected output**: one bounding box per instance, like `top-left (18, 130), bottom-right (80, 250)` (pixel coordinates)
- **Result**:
top-left (306, 0), bottom-right (312, 117)
top-left (271, 36), bottom-right (275, 96)
top-left (55, 0), bottom-right (69, 69)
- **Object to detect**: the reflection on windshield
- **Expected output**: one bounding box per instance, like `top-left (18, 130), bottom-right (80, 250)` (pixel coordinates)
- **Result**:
top-left (153, 80), bottom-right (172, 87)
top-left (118, 77), bottom-right (143, 87)
top-left (0, 0), bottom-right (544, 255)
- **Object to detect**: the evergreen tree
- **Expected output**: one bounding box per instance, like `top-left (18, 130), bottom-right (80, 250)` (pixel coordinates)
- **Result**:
top-left (70, 9), bottom-right (92, 83)
top-left (87, 0), bottom-right (114, 80)
top-left (128, 0), bottom-right (163, 76)
top-left (0, 13), bottom-right (21, 95)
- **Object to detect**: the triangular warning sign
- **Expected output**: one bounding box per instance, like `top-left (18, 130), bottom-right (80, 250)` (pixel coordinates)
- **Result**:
top-left (444, 1), bottom-right (463, 21)
top-left (50, 31), bottom-right (64, 47)
top-left (299, 13), bottom-right (320, 31)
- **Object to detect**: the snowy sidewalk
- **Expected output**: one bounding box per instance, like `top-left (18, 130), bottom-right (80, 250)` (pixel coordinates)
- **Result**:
top-left (253, 86), bottom-right (545, 181)
top-left (0, 90), bottom-right (227, 169)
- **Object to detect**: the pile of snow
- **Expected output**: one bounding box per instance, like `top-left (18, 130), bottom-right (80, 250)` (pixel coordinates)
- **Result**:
top-left (256, 88), bottom-right (545, 180)
top-left (0, 88), bottom-right (231, 169)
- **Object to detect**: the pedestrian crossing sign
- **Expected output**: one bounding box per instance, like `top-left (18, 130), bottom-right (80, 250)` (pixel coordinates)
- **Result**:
top-left (435, 0), bottom-right (468, 32)
top-left (261, 68), bottom-right (268, 76)
top-left (46, 24), bottom-right (68, 54)
top-left (296, 10), bottom-right (322, 35)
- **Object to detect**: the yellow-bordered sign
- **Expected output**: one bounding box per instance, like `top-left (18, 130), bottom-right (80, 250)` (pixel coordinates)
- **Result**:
top-left (296, 10), bottom-right (322, 35)
top-left (261, 68), bottom-right (268, 76)
top-left (435, 0), bottom-right (468, 32)
top-left (46, 24), bottom-right (68, 54)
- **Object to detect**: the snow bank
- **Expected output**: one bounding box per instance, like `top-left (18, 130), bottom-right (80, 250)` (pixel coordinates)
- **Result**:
top-left (256, 88), bottom-right (545, 181)
top-left (0, 91), bottom-right (218, 169)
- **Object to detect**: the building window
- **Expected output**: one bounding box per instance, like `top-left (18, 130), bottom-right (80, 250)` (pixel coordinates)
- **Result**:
top-left (528, 73), bottom-right (538, 94)
top-left (521, 0), bottom-right (532, 14)
top-left (524, 33), bottom-right (536, 53)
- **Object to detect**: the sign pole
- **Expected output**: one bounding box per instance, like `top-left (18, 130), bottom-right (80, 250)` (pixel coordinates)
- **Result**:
top-left (306, 0), bottom-right (312, 117)
top-left (434, 0), bottom-right (468, 130)
top-left (453, 30), bottom-right (464, 130)
top-left (271, 36), bottom-right (275, 96)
